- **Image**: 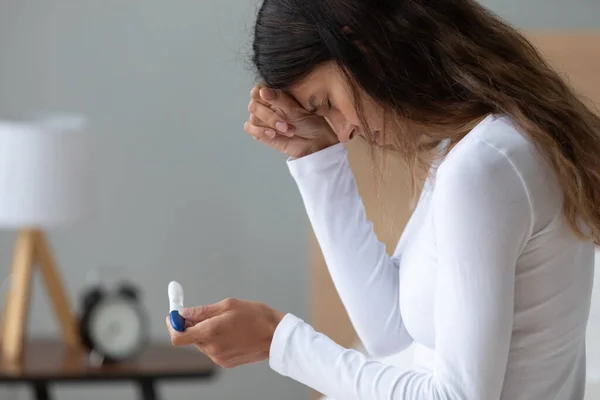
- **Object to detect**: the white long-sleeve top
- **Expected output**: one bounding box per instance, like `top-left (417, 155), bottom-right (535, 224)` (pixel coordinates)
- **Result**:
top-left (269, 114), bottom-right (596, 400)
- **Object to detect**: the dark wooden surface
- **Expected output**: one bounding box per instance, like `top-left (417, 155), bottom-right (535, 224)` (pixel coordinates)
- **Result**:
top-left (0, 338), bottom-right (218, 383)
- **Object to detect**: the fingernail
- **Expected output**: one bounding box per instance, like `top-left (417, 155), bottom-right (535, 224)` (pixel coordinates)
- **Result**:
top-left (275, 121), bottom-right (287, 132)
top-left (265, 129), bottom-right (276, 138)
top-left (261, 88), bottom-right (275, 100)
top-left (179, 308), bottom-right (190, 317)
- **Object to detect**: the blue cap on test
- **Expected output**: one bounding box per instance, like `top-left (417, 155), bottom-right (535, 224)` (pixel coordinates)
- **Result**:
top-left (170, 310), bottom-right (186, 332)
top-left (168, 281), bottom-right (186, 332)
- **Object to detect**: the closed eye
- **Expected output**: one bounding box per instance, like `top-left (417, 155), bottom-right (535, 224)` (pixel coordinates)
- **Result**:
top-left (309, 96), bottom-right (333, 116)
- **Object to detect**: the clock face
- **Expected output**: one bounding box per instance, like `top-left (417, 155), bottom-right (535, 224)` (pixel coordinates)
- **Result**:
top-left (89, 298), bottom-right (145, 359)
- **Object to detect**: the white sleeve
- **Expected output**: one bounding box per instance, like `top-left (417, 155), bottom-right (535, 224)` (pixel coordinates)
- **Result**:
top-left (287, 143), bottom-right (413, 357)
top-left (272, 139), bottom-right (534, 400)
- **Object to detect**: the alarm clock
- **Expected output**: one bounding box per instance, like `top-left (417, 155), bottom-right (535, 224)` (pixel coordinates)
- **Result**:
top-left (78, 282), bottom-right (149, 364)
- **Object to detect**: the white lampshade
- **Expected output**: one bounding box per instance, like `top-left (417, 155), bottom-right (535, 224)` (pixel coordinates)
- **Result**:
top-left (0, 113), bottom-right (90, 228)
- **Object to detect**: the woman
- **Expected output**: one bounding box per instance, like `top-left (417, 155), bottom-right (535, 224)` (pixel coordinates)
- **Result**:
top-left (167, 0), bottom-right (600, 398)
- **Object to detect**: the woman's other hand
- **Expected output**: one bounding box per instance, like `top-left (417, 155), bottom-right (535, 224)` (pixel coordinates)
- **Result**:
top-left (166, 298), bottom-right (285, 369)
top-left (244, 84), bottom-right (339, 158)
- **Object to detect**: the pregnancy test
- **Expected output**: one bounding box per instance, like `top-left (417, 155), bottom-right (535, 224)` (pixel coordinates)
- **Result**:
top-left (168, 280), bottom-right (186, 332)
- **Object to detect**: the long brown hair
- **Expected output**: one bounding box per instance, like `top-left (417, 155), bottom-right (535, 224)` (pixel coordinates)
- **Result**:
top-left (252, 0), bottom-right (600, 244)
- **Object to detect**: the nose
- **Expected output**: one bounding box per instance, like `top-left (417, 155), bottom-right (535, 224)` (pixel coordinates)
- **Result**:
top-left (325, 111), bottom-right (355, 143)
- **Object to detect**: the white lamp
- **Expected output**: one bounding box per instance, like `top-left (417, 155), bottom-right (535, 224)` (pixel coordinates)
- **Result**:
top-left (0, 113), bottom-right (90, 363)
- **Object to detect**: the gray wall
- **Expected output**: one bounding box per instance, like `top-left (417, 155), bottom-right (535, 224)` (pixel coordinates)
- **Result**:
top-left (0, 1), bottom-right (598, 400)
top-left (478, 0), bottom-right (600, 28)
top-left (0, 1), bottom-right (309, 399)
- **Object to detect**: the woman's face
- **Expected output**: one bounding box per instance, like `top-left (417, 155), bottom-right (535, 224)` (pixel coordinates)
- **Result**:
top-left (287, 61), bottom-right (385, 145)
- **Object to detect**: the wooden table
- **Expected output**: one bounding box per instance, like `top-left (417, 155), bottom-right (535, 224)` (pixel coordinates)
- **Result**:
top-left (0, 339), bottom-right (218, 400)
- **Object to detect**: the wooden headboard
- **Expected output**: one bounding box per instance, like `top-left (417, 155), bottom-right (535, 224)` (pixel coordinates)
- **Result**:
top-left (309, 32), bottom-right (600, 365)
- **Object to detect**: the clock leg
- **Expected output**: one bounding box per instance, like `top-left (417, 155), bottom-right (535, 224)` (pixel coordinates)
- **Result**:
top-left (32, 381), bottom-right (51, 400)
top-left (138, 379), bottom-right (158, 400)
top-left (139, 379), bottom-right (158, 400)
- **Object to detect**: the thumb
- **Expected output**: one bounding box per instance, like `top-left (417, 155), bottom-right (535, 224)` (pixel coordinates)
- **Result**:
top-left (179, 304), bottom-right (221, 322)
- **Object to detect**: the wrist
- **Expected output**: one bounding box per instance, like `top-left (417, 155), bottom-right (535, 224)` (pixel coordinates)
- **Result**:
top-left (312, 140), bottom-right (340, 155)
top-left (297, 138), bottom-right (340, 158)
top-left (269, 309), bottom-right (285, 334)
top-left (265, 308), bottom-right (285, 351)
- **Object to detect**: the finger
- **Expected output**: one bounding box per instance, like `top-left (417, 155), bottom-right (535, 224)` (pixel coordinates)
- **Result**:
top-left (251, 84), bottom-right (281, 115)
top-left (179, 297), bottom-right (238, 323)
top-left (259, 87), bottom-right (300, 114)
top-left (167, 316), bottom-right (203, 347)
top-left (254, 131), bottom-right (300, 153)
top-left (165, 313), bottom-right (196, 330)
top-left (248, 100), bottom-right (292, 136)
top-left (245, 120), bottom-right (277, 139)
top-left (249, 113), bottom-right (292, 137)
top-left (250, 83), bottom-right (291, 131)
top-left (165, 315), bottom-right (190, 343)
top-left (166, 315), bottom-right (186, 344)
top-left (247, 113), bottom-right (294, 141)
top-left (170, 332), bottom-right (198, 347)
top-left (181, 314), bottom-right (226, 347)
top-left (166, 315), bottom-right (172, 333)
top-left (178, 305), bottom-right (219, 323)
top-left (250, 84), bottom-right (268, 105)
top-left (249, 113), bottom-right (262, 126)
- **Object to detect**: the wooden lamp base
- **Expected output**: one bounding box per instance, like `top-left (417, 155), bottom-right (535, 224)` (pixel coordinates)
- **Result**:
top-left (0, 229), bottom-right (81, 364)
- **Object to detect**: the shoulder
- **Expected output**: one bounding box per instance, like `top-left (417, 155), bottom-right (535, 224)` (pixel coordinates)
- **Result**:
top-left (437, 115), bottom-right (552, 192)
top-left (433, 115), bottom-right (539, 218)
top-left (434, 114), bottom-right (562, 229)
top-left (436, 116), bottom-right (527, 190)
top-left (439, 115), bottom-right (531, 173)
